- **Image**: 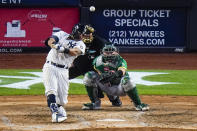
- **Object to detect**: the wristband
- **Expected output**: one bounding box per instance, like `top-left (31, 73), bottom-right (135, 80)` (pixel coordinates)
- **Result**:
top-left (64, 48), bottom-right (70, 54)
top-left (55, 44), bottom-right (65, 52)
top-left (58, 46), bottom-right (65, 52)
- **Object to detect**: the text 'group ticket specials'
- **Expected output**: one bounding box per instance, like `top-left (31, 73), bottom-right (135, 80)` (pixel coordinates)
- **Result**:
top-left (90, 8), bottom-right (186, 48)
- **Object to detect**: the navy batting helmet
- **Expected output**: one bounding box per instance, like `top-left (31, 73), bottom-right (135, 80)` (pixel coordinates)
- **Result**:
top-left (70, 23), bottom-right (84, 40)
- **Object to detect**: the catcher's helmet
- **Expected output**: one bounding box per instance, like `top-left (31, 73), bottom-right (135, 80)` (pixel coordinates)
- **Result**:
top-left (101, 44), bottom-right (119, 63)
top-left (70, 23), bottom-right (84, 40)
top-left (82, 25), bottom-right (95, 43)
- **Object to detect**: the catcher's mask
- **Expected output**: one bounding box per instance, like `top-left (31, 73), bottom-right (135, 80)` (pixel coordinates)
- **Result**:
top-left (82, 25), bottom-right (94, 43)
top-left (101, 44), bottom-right (119, 63)
top-left (70, 23), bottom-right (84, 40)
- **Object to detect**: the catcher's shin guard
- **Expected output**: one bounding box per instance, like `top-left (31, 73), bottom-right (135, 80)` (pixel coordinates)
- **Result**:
top-left (126, 87), bottom-right (142, 107)
top-left (126, 87), bottom-right (149, 111)
top-left (85, 86), bottom-right (100, 103)
top-left (98, 88), bottom-right (104, 98)
top-left (83, 86), bottom-right (101, 110)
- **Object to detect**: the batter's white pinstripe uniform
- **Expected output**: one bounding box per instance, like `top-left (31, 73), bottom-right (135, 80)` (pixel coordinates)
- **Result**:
top-left (43, 31), bottom-right (86, 106)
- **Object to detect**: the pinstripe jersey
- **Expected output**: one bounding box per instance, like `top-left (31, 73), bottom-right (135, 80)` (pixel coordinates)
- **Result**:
top-left (46, 31), bottom-right (86, 68)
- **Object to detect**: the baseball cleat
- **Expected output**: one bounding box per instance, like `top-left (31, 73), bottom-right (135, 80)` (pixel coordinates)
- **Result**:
top-left (50, 103), bottom-right (67, 123)
top-left (82, 102), bottom-right (101, 110)
top-left (52, 112), bottom-right (67, 123)
top-left (58, 106), bottom-right (67, 117)
top-left (135, 103), bottom-right (150, 111)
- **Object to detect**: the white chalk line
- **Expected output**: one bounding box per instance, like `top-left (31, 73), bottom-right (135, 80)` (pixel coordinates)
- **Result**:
top-left (134, 112), bottom-right (149, 126)
top-left (96, 119), bottom-right (126, 122)
top-left (1, 115), bottom-right (14, 127)
top-left (0, 115), bottom-right (44, 130)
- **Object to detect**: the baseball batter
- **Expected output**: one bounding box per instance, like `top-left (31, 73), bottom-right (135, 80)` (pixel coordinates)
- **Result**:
top-left (82, 44), bottom-right (149, 111)
top-left (43, 24), bottom-right (86, 123)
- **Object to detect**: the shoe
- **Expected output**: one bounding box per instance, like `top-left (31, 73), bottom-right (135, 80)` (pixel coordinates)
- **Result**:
top-left (50, 103), bottom-right (58, 113)
top-left (135, 103), bottom-right (150, 111)
top-left (50, 103), bottom-right (67, 123)
top-left (58, 106), bottom-right (67, 117)
top-left (111, 97), bottom-right (122, 107)
top-left (51, 112), bottom-right (67, 123)
top-left (82, 101), bottom-right (101, 110)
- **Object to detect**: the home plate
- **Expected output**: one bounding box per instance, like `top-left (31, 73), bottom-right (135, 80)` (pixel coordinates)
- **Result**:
top-left (96, 119), bottom-right (126, 122)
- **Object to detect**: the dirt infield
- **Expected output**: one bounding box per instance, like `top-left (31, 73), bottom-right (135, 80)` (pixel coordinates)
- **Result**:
top-left (0, 95), bottom-right (197, 131)
top-left (0, 53), bottom-right (197, 131)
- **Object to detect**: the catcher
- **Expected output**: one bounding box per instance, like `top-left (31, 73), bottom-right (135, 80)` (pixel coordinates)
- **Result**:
top-left (82, 44), bottom-right (149, 111)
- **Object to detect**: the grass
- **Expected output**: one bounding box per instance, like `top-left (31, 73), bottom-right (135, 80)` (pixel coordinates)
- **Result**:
top-left (134, 70), bottom-right (197, 95)
top-left (0, 69), bottom-right (196, 96)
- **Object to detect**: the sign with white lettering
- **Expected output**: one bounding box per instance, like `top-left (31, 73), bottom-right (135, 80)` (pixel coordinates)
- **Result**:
top-left (0, 0), bottom-right (78, 6)
top-left (0, 8), bottom-right (79, 53)
top-left (90, 8), bottom-right (187, 52)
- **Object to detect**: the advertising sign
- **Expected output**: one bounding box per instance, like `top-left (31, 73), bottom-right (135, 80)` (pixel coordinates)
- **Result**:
top-left (90, 8), bottom-right (187, 52)
top-left (0, 0), bottom-right (79, 7)
top-left (0, 8), bottom-right (79, 53)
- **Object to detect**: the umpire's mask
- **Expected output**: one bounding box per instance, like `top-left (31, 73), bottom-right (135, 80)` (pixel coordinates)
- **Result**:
top-left (82, 25), bottom-right (94, 44)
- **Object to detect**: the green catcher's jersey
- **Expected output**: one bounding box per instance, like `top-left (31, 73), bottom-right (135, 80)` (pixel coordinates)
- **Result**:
top-left (93, 55), bottom-right (129, 77)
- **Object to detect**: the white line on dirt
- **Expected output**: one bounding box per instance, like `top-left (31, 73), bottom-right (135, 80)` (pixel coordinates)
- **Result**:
top-left (76, 115), bottom-right (91, 126)
top-left (1, 115), bottom-right (44, 130)
top-left (1, 115), bottom-right (15, 127)
top-left (134, 112), bottom-right (149, 126)
top-left (96, 119), bottom-right (126, 122)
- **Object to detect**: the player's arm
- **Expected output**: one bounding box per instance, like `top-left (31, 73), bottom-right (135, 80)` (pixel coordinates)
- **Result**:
top-left (45, 31), bottom-right (68, 51)
top-left (69, 41), bottom-right (86, 56)
top-left (48, 38), bottom-right (69, 53)
top-left (115, 59), bottom-right (127, 77)
top-left (93, 65), bottom-right (101, 75)
top-left (47, 37), bottom-right (57, 49)
top-left (68, 47), bottom-right (82, 56)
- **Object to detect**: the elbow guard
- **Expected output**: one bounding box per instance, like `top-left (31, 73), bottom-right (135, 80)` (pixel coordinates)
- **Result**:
top-left (64, 48), bottom-right (70, 54)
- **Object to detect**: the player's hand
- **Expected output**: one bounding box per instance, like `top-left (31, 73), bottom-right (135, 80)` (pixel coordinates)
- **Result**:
top-left (50, 44), bottom-right (68, 53)
top-left (51, 44), bottom-right (58, 49)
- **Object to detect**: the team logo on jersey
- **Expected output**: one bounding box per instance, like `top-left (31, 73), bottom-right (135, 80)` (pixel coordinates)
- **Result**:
top-left (104, 67), bottom-right (109, 71)
top-left (68, 41), bottom-right (77, 48)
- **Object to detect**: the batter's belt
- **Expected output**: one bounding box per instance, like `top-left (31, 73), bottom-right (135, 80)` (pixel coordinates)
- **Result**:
top-left (47, 61), bottom-right (68, 69)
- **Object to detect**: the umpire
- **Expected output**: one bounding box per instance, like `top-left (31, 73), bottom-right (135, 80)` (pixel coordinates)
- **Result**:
top-left (69, 23), bottom-right (122, 107)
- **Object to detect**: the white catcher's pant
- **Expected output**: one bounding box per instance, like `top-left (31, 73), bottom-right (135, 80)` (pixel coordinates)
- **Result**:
top-left (42, 63), bottom-right (69, 106)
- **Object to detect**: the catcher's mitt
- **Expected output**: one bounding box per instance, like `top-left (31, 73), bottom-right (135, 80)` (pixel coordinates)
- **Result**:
top-left (99, 71), bottom-right (122, 85)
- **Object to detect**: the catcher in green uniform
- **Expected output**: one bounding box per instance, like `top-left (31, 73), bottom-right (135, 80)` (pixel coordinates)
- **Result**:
top-left (82, 44), bottom-right (149, 111)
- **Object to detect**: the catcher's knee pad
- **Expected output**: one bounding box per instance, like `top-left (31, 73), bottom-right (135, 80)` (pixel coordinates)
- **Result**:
top-left (83, 71), bottom-right (97, 87)
top-left (121, 77), bottom-right (136, 92)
